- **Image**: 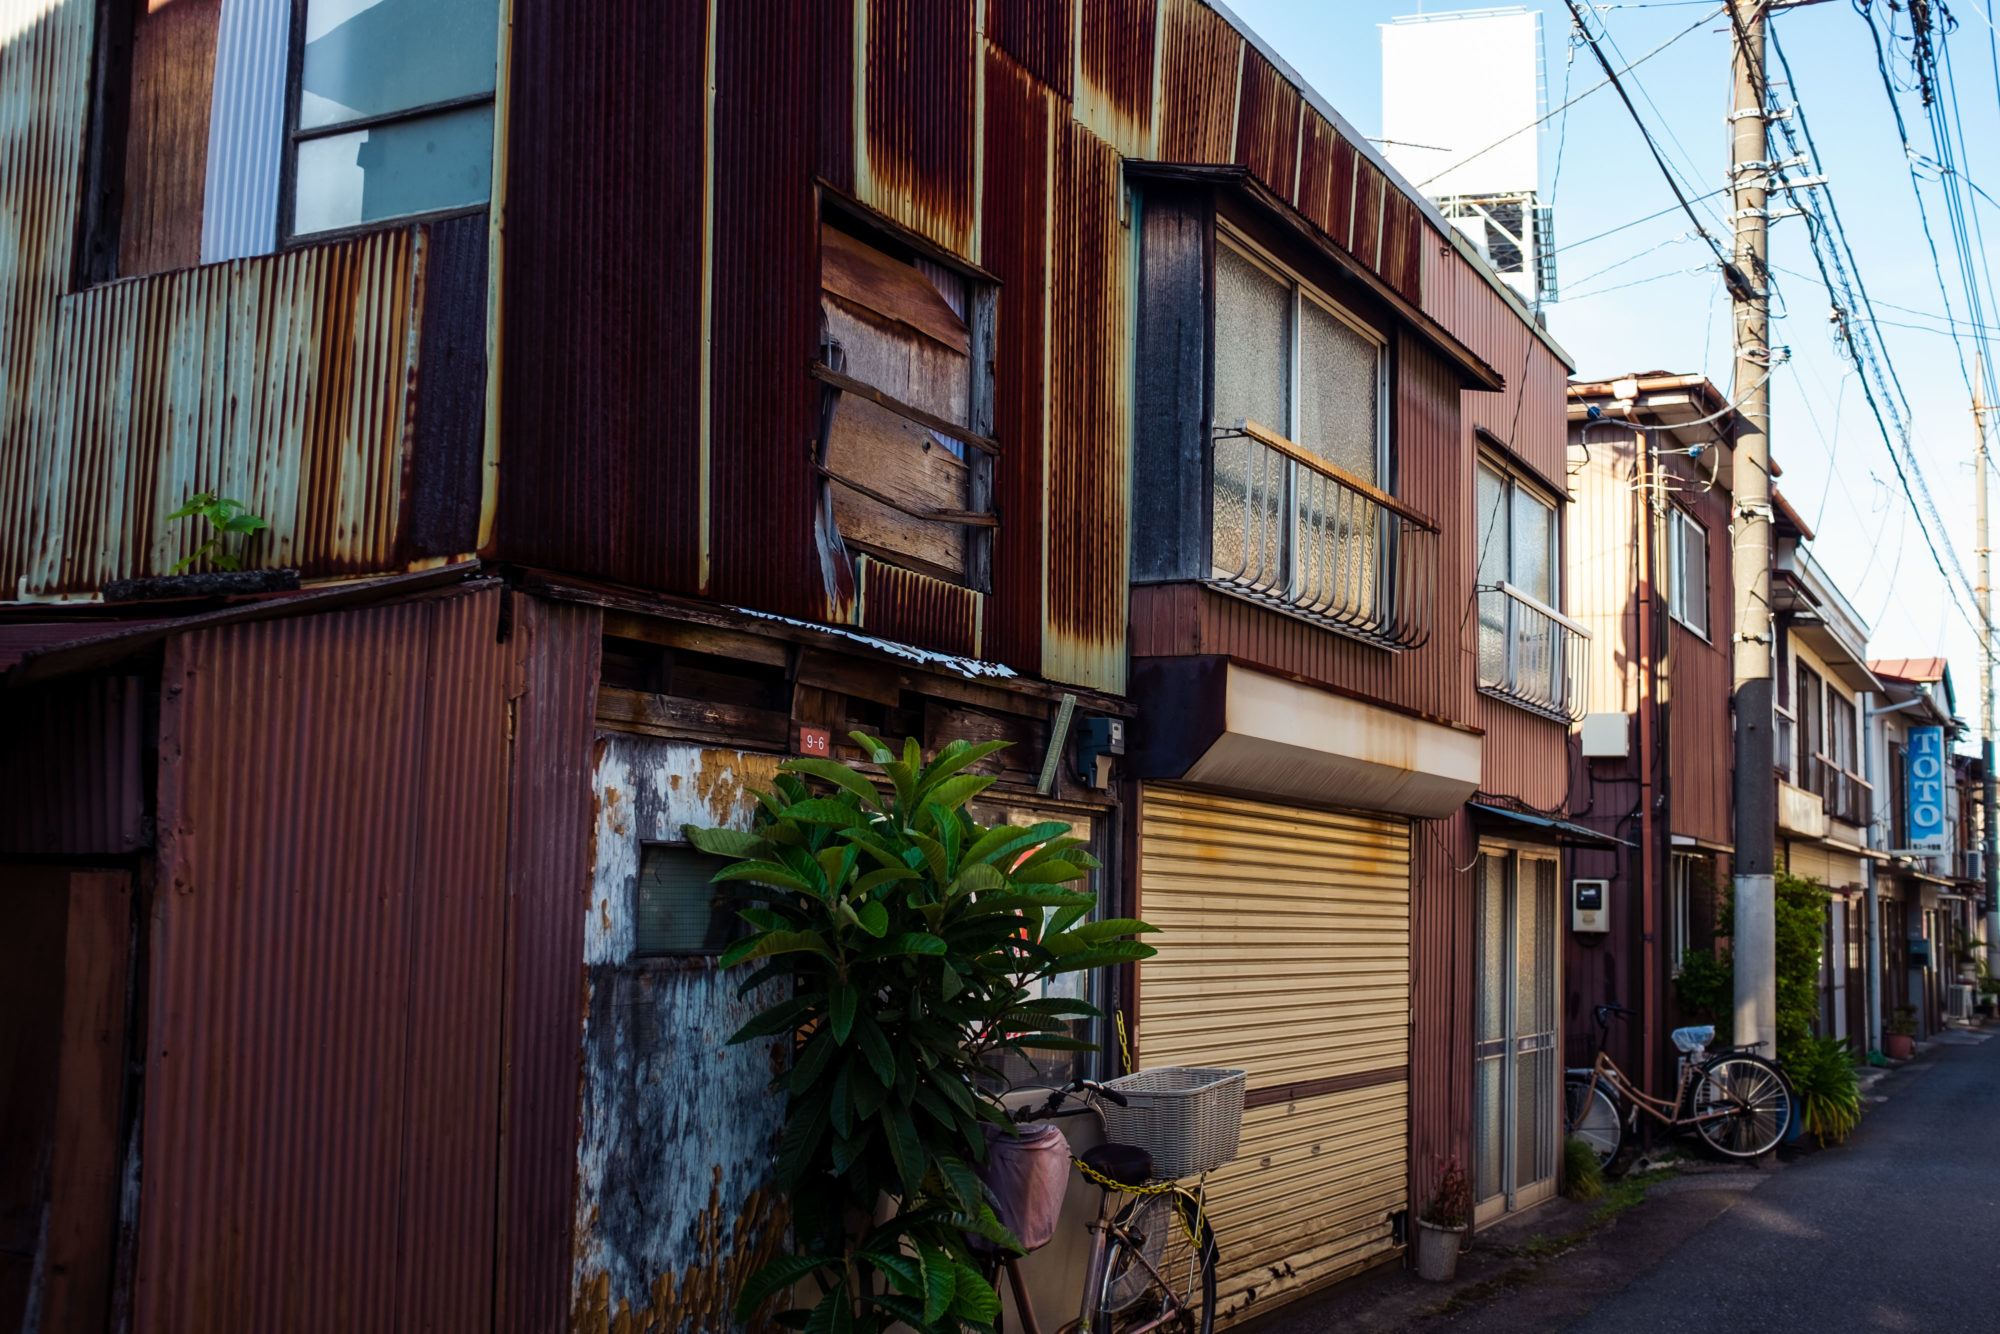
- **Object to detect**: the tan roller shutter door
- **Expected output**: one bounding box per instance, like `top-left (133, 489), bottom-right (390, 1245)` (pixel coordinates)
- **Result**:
top-left (1137, 786), bottom-right (1411, 1321)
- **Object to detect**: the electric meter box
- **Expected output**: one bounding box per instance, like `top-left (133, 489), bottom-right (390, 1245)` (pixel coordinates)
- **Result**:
top-left (1572, 879), bottom-right (1609, 934)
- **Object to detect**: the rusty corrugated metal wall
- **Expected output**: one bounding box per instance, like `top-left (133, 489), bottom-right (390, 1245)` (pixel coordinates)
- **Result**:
top-left (859, 0), bottom-right (976, 256)
top-left (500, 594), bottom-right (602, 1334)
top-left (497, 0), bottom-right (709, 597)
top-left (0, 673), bottom-right (148, 855)
top-left (1665, 452), bottom-right (1735, 849)
top-left (2, 222), bottom-right (483, 596)
top-left (141, 584), bottom-right (596, 1332)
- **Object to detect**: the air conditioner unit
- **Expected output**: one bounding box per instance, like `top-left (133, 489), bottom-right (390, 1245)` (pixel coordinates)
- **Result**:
top-left (1948, 984), bottom-right (1976, 1023)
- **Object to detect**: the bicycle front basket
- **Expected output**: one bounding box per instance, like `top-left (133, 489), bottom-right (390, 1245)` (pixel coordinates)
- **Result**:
top-left (1098, 1066), bottom-right (1247, 1179)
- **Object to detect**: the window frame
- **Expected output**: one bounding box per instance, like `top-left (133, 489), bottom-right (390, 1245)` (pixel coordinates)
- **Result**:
top-left (1474, 450), bottom-right (1576, 717)
top-left (814, 196), bottom-right (999, 594)
top-left (1213, 224), bottom-right (1391, 484)
top-left (1666, 505), bottom-right (1710, 640)
top-left (630, 840), bottom-right (744, 959)
top-left (278, 0), bottom-right (502, 248)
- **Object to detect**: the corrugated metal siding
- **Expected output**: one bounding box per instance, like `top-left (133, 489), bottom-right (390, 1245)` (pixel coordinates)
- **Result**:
top-left (201, 0), bottom-right (288, 263)
top-left (1665, 455), bottom-right (1735, 848)
top-left (1156, 0), bottom-right (1240, 165)
top-left (143, 587), bottom-right (513, 1332)
top-left (860, 0), bottom-right (976, 257)
top-left (406, 213), bottom-right (491, 558)
top-left (1043, 118), bottom-right (1128, 691)
top-left (5, 228), bottom-right (431, 596)
top-left (985, 0), bottom-right (1071, 99)
top-left (1409, 806), bottom-right (1475, 1222)
top-left (858, 556), bottom-right (983, 658)
top-left (1476, 697), bottom-right (1569, 810)
top-left (0, 674), bottom-right (148, 855)
top-left (500, 595), bottom-right (602, 1334)
top-left (1232, 49), bottom-right (1299, 204)
top-left (708, 0), bottom-right (822, 617)
top-left (1294, 110), bottom-right (1355, 253)
top-left (1138, 786), bottom-right (1410, 1320)
top-left (497, 0), bottom-right (707, 595)
top-left (0, 0), bottom-right (95, 477)
top-left (980, 45), bottom-right (1050, 674)
top-left (119, 0), bottom-right (219, 276)
top-left (1074, 0), bottom-right (1157, 159)
top-left (1420, 237), bottom-right (1568, 487)
top-left (816, 0), bottom-right (857, 190)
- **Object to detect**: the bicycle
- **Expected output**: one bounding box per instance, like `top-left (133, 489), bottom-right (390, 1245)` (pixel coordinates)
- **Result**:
top-left (1564, 1004), bottom-right (1792, 1165)
top-left (990, 1077), bottom-right (1223, 1334)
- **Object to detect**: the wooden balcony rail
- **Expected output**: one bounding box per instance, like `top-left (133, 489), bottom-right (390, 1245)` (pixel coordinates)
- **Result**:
top-left (1476, 582), bottom-right (1591, 721)
top-left (1208, 420), bottom-right (1437, 650)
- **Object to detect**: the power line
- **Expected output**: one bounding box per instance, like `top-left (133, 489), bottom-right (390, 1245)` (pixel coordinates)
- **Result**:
top-left (1560, 0), bottom-right (1758, 302)
top-left (1765, 19), bottom-right (1989, 640)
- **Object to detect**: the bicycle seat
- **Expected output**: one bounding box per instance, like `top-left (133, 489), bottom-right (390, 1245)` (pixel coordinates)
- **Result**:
top-left (1671, 1025), bottom-right (1715, 1054)
top-left (1080, 1142), bottom-right (1155, 1187)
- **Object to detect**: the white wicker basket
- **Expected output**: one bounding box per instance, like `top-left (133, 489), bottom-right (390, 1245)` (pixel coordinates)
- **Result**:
top-left (1097, 1066), bottom-right (1248, 1180)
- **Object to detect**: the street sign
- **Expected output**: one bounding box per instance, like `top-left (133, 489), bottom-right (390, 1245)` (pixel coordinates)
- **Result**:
top-left (1908, 725), bottom-right (1947, 852)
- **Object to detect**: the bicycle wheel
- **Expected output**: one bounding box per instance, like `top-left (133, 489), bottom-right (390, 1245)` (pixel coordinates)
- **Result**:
top-left (1094, 1188), bottom-right (1217, 1334)
top-left (1564, 1074), bottom-right (1623, 1167)
top-left (1690, 1054), bottom-right (1791, 1159)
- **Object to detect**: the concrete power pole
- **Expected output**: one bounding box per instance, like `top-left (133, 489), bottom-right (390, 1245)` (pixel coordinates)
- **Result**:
top-left (1976, 363), bottom-right (1998, 958)
top-left (1730, 1), bottom-right (1778, 1057)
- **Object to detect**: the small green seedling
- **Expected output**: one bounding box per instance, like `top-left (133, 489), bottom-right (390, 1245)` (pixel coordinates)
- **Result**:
top-left (167, 493), bottom-right (269, 573)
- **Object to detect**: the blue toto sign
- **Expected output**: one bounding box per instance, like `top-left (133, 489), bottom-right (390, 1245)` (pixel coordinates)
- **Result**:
top-left (1907, 725), bottom-right (1947, 852)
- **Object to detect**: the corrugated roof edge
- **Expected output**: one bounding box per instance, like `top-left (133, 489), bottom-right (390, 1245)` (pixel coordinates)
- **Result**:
top-left (1209, 1), bottom-right (1576, 372)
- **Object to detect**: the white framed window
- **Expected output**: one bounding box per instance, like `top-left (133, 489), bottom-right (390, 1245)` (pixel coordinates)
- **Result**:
top-left (1668, 853), bottom-right (1700, 972)
top-left (1667, 507), bottom-right (1710, 639)
top-left (1476, 458), bottom-right (1576, 717)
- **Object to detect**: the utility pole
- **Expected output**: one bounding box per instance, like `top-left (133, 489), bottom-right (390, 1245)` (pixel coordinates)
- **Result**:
top-left (1976, 361), bottom-right (1998, 959)
top-left (1729, 0), bottom-right (1778, 1057)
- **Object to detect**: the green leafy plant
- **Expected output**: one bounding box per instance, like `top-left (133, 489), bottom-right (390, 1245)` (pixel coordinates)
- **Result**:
top-left (1420, 1157), bottom-right (1471, 1230)
top-left (166, 492), bottom-right (269, 573)
top-left (688, 735), bottom-right (1158, 1334)
top-left (1562, 1135), bottom-right (1605, 1202)
top-left (1786, 1034), bottom-right (1861, 1145)
top-left (1673, 947), bottom-right (1735, 1044)
top-left (1888, 1005), bottom-right (1918, 1038)
top-left (1772, 871), bottom-right (1829, 1065)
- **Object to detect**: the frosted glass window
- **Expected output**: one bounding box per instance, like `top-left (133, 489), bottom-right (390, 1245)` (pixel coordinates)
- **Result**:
top-left (1511, 488), bottom-right (1554, 604)
top-left (294, 106), bottom-right (494, 235)
top-left (301, 0), bottom-right (500, 129)
top-left (1669, 508), bottom-right (1710, 638)
top-left (635, 845), bottom-right (737, 955)
top-left (1298, 297), bottom-right (1380, 482)
top-left (1213, 245), bottom-right (1290, 434)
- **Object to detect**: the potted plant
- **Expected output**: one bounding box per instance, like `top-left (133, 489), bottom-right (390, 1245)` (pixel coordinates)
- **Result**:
top-left (1414, 1157), bottom-right (1471, 1281)
top-left (1885, 1005), bottom-right (1917, 1061)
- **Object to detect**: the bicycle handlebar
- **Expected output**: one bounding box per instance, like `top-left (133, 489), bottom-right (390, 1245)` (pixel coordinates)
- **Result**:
top-left (1012, 1078), bottom-right (1127, 1123)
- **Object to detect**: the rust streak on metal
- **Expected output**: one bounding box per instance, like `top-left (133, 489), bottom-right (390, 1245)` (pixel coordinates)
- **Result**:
top-left (1157, 0), bottom-right (1241, 165)
top-left (861, 0), bottom-right (975, 255)
top-left (570, 1180), bottom-right (788, 1334)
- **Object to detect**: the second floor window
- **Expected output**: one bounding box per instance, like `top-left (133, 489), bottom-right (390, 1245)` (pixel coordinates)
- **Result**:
top-left (1475, 459), bottom-right (1579, 717)
top-left (1207, 234), bottom-right (1432, 648)
top-left (1666, 506), bottom-right (1709, 639)
top-left (289, 0), bottom-right (501, 238)
top-left (88, 0), bottom-right (501, 280)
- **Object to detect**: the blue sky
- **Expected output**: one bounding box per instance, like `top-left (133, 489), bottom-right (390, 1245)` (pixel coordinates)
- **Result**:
top-left (1228, 0), bottom-right (1999, 742)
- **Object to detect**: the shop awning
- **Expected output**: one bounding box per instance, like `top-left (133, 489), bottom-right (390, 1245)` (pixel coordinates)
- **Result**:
top-left (1469, 802), bottom-right (1632, 848)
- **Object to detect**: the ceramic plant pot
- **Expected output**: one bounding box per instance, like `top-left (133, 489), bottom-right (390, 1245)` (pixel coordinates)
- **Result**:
top-left (1413, 1218), bottom-right (1467, 1282)
top-left (1886, 1032), bottom-right (1915, 1061)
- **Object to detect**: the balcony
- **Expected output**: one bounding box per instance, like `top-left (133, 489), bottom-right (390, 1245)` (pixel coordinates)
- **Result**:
top-left (1805, 754), bottom-right (1871, 830)
top-left (1476, 582), bottom-right (1591, 721)
top-left (1208, 421), bottom-right (1437, 650)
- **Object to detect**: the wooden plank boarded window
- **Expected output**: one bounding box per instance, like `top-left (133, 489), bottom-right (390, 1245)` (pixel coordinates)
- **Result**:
top-left (818, 221), bottom-right (981, 583)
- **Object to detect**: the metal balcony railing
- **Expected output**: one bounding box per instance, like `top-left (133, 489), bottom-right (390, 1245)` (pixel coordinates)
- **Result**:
top-left (1209, 421), bottom-right (1437, 650)
top-left (1806, 754), bottom-right (1871, 828)
top-left (1475, 582), bottom-right (1591, 721)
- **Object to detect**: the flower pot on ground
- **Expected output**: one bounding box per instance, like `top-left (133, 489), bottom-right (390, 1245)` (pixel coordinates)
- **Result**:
top-left (1886, 1005), bottom-right (1917, 1060)
top-left (1414, 1157), bottom-right (1472, 1282)
top-left (1413, 1219), bottom-right (1467, 1282)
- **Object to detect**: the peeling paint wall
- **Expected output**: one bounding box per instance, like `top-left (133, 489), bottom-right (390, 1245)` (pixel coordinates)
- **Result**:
top-left (574, 736), bottom-right (790, 1333)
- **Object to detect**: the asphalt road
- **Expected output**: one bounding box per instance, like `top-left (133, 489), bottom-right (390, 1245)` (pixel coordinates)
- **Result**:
top-left (1568, 1029), bottom-right (2000, 1333)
